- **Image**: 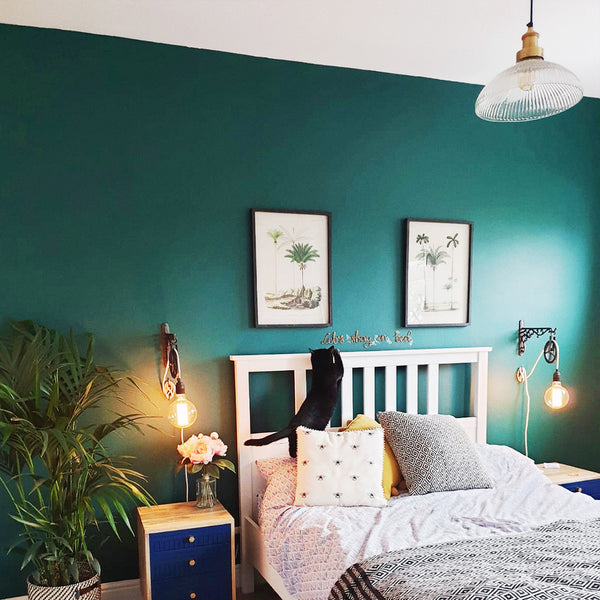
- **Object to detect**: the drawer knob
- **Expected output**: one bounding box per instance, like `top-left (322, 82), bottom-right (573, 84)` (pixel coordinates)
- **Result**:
top-left (188, 559), bottom-right (196, 566)
top-left (190, 594), bottom-right (196, 599)
top-left (187, 536), bottom-right (195, 543)
top-left (575, 487), bottom-right (583, 493)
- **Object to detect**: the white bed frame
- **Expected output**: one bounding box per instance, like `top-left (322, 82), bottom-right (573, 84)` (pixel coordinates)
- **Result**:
top-left (230, 346), bottom-right (492, 599)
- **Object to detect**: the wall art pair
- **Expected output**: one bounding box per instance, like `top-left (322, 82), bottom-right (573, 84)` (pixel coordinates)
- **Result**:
top-left (251, 210), bottom-right (472, 328)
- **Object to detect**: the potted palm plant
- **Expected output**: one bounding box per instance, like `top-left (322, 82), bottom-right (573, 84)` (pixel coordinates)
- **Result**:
top-left (0, 321), bottom-right (154, 599)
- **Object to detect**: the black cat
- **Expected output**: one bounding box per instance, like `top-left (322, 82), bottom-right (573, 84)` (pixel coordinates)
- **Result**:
top-left (244, 346), bottom-right (344, 457)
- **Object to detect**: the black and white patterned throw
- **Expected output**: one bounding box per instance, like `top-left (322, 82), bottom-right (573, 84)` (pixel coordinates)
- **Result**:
top-left (329, 518), bottom-right (600, 600)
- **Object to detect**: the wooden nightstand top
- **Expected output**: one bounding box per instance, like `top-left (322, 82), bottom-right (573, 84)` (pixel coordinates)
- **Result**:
top-left (137, 500), bottom-right (233, 534)
top-left (536, 463), bottom-right (600, 486)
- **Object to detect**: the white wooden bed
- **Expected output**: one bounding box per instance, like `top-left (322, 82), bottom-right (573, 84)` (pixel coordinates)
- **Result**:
top-left (230, 346), bottom-right (492, 599)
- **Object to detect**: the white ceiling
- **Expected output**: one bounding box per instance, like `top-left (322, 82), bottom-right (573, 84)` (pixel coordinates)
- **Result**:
top-left (1, 0), bottom-right (599, 98)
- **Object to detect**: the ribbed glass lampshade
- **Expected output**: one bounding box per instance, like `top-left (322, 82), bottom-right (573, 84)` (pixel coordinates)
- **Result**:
top-left (475, 59), bottom-right (583, 122)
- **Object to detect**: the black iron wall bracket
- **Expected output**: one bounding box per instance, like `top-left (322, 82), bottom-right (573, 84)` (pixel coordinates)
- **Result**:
top-left (518, 319), bottom-right (557, 355)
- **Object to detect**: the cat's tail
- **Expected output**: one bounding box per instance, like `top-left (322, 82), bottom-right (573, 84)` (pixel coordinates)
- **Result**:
top-left (244, 427), bottom-right (291, 447)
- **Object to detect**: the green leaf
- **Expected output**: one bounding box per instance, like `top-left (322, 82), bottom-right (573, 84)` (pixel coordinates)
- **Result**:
top-left (21, 540), bottom-right (43, 569)
top-left (204, 464), bottom-right (221, 479)
top-left (91, 556), bottom-right (101, 576)
top-left (96, 497), bottom-right (119, 539)
top-left (212, 457), bottom-right (236, 472)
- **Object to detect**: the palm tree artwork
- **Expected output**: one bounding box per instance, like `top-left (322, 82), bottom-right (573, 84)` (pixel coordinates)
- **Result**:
top-left (406, 220), bottom-right (471, 326)
top-left (254, 210), bottom-right (330, 325)
top-left (446, 233), bottom-right (460, 310)
top-left (267, 229), bottom-right (285, 294)
top-left (263, 234), bottom-right (322, 311)
top-left (418, 245), bottom-right (449, 311)
top-left (415, 234), bottom-right (430, 309)
top-left (285, 242), bottom-right (319, 296)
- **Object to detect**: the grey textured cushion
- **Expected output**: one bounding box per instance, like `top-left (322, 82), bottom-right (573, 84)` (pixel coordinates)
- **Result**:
top-left (377, 411), bottom-right (493, 495)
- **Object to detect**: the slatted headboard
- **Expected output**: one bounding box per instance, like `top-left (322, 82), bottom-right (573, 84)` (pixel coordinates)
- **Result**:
top-left (230, 346), bottom-right (492, 595)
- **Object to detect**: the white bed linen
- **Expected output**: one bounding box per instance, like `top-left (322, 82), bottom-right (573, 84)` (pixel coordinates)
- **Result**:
top-left (258, 445), bottom-right (600, 600)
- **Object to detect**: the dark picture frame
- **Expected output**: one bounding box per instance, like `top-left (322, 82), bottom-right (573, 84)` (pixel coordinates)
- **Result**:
top-left (252, 209), bottom-right (332, 328)
top-left (404, 218), bottom-right (472, 327)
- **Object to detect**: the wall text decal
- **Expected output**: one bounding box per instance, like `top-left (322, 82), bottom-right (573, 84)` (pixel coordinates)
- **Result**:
top-left (321, 329), bottom-right (413, 350)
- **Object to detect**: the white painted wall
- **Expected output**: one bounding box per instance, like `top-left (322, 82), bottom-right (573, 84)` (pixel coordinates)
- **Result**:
top-left (1, 0), bottom-right (598, 98)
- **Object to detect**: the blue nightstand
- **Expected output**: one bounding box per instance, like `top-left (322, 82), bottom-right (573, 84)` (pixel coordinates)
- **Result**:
top-left (137, 501), bottom-right (235, 600)
top-left (537, 463), bottom-right (600, 500)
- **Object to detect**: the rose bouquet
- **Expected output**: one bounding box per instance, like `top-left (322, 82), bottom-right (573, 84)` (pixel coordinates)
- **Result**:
top-left (177, 432), bottom-right (236, 479)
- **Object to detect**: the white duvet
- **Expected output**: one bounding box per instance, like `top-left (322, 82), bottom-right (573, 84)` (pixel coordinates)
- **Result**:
top-left (258, 445), bottom-right (600, 600)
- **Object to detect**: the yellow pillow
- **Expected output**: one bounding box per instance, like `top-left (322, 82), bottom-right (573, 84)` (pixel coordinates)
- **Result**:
top-left (343, 414), bottom-right (403, 500)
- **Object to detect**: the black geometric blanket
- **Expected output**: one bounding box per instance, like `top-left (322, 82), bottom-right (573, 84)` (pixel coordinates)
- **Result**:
top-left (329, 519), bottom-right (600, 600)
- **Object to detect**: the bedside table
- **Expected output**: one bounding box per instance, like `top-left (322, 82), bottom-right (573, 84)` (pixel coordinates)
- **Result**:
top-left (537, 463), bottom-right (600, 500)
top-left (137, 501), bottom-right (235, 600)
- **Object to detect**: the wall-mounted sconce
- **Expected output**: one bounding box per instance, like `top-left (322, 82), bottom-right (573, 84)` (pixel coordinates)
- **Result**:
top-left (517, 320), bottom-right (556, 356)
top-left (160, 323), bottom-right (197, 430)
top-left (516, 320), bottom-right (570, 456)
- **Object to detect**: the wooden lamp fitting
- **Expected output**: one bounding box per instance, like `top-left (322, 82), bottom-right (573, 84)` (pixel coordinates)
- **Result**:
top-left (517, 26), bottom-right (544, 62)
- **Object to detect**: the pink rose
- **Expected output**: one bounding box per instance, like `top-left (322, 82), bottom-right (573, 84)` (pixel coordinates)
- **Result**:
top-left (209, 436), bottom-right (228, 456)
top-left (177, 431), bottom-right (228, 466)
top-left (177, 434), bottom-right (200, 460)
top-left (188, 436), bottom-right (214, 464)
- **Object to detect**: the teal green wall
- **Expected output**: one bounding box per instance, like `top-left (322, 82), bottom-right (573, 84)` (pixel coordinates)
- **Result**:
top-left (1, 23), bottom-right (598, 597)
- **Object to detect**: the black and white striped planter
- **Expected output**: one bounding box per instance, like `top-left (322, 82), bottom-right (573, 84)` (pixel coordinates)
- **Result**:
top-left (27, 573), bottom-right (101, 600)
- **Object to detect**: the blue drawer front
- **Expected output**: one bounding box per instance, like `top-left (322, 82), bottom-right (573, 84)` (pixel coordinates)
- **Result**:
top-left (150, 524), bottom-right (230, 554)
top-left (149, 523), bottom-right (232, 600)
top-left (150, 542), bottom-right (230, 579)
top-left (561, 478), bottom-right (600, 500)
top-left (152, 574), bottom-right (231, 600)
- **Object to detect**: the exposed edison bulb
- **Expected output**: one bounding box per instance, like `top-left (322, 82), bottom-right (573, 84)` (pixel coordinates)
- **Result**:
top-left (543, 371), bottom-right (569, 410)
top-left (518, 69), bottom-right (534, 92)
top-left (166, 378), bottom-right (198, 428)
top-left (167, 395), bottom-right (198, 428)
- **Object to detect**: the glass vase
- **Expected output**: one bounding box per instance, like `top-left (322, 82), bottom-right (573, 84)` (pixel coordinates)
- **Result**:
top-left (196, 474), bottom-right (217, 508)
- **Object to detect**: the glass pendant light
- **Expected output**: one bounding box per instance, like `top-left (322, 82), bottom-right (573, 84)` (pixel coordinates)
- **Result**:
top-left (475, 0), bottom-right (583, 122)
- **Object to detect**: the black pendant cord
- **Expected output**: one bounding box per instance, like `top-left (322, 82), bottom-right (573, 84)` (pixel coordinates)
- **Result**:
top-left (528, 0), bottom-right (534, 27)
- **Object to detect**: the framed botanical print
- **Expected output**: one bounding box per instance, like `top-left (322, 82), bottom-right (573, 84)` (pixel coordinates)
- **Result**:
top-left (252, 209), bottom-right (332, 328)
top-left (404, 219), bottom-right (472, 327)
